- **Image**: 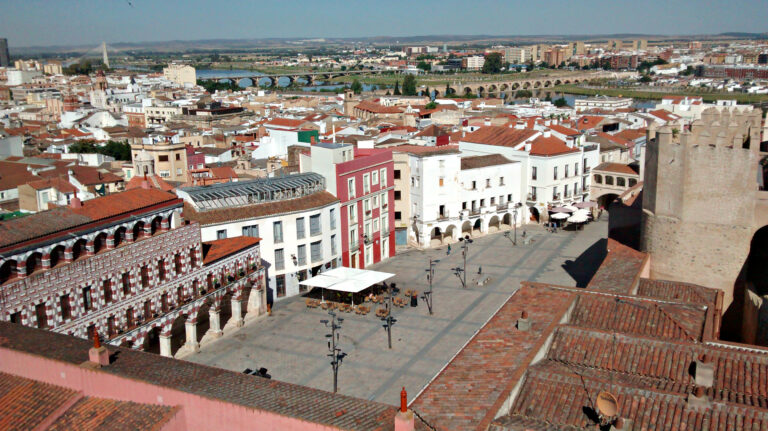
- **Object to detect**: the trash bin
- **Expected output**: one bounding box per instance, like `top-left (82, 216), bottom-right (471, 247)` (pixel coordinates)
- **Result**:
top-left (410, 295), bottom-right (418, 307)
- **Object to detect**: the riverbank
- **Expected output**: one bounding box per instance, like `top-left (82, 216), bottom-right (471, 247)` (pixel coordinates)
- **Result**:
top-left (552, 84), bottom-right (768, 104)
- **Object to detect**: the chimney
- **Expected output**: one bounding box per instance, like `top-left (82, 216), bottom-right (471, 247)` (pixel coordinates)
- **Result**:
top-left (517, 310), bottom-right (531, 331)
top-left (694, 353), bottom-right (714, 388)
top-left (394, 387), bottom-right (415, 431)
top-left (687, 386), bottom-right (710, 409)
top-left (610, 417), bottom-right (633, 431)
top-left (543, 130), bottom-right (551, 138)
top-left (69, 192), bottom-right (82, 209)
top-left (514, 120), bottom-right (525, 130)
top-left (88, 330), bottom-right (110, 367)
top-left (524, 142), bottom-right (532, 152)
top-left (484, 117), bottom-right (491, 126)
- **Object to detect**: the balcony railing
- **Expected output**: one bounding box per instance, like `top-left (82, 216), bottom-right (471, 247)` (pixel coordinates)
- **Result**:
top-left (349, 240), bottom-right (359, 250)
top-left (583, 167), bottom-right (591, 174)
top-left (527, 193), bottom-right (538, 202)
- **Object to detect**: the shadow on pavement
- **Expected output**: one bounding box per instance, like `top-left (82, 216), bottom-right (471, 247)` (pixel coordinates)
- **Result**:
top-left (561, 238), bottom-right (607, 287)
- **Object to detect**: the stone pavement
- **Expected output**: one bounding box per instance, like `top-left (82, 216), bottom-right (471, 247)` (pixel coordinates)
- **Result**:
top-left (185, 218), bottom-right (608, 406)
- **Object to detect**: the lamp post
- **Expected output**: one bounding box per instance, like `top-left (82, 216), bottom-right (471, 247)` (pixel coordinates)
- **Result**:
top-left (513, 202), bottom-right (522, 245)
top-left (381, 282), bottom-right (397, 349)
top-left (421, 258), bottom-right (438, 315)
top-left (321, 311), bottom-right (346, 393)
top-left (454, 235), bottom-right (473, 288)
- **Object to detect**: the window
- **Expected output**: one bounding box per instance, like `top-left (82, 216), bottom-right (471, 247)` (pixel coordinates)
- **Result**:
top-left (364, 199), bottom-right (371, 214)
top-left (348, 204), bottom-right (357, 222)
top-left (330, 208), bottom-right (336, 229)
top-left (394, 190), bottom-right (402, 200)
top-left (553, 187), bottom-right (558, 200)
top-left (486, 178), bottom-right (491, 187)
top-left (381, 193), bottom-right (388, 208)
top-left (347, 178), bottom-right (356, 198)
top-left (275, 248), bottom-right (285, 271)
top-left (565, 165), bottom-right (569, 178)
top-left (296, 217), bottom-right (306, 239)
top-left (395, 211), bottom-right (402, 220)
top-left (140, 266), bottom-right (149, 288)
top-left (628, 178), bottom-right (637, 187)
top-left (242, 224), bottom-right (259, 238)
top-left (122, 272), bottom-right (130, 295)
top-left (157, 259), bottom-right (166, 282)
top-left (499, 176), bottom-right (505, 186)
top-left (159, 170), bottom-right (170, 178)
top-left (364, 221), bottom-right (371, 238)
top-left (471, 180), bottom-right (477, 190)
top-left (507, 193), bottom-right (512, 202)
top-left (126, 307), bottom-right (135, 328)
top-left (491, 197), bottom-right (496, 205)
top-left (554, 166), bottom-right (558, 180)
top-left (331, 234), bottom-right (337, 255)
top-left (10, 312), bottom-right (21, 324)
top-left (310, 214), bottom-right (321, 236)
top-left (439, 160), bottom-right (445, 168)
top-left (382, 215), bottom-right (388, 233)
top-left (41, 191), bottom-right (50, 204)
top-left (564, 184), bottom-right (569, 197)
top-left (350, 228), bottom-right (357, 248)
top-left (574, 163), bottom-right (579, 176)
top-left (311, 241), bottom-right (323, 262)
top-left (175, 153), bottom-right (181, 161)
top-left (276, 275), bottom-right (286, 297)
top-left (532, 166), bottom-right (537, 180)
top-left (297, 244), bottom-right (307, 266)
top-left (174, 253), bottom-right (182, 274)
top-left (462, 201), bottom-right (467, 210)
top-left (394, 169), bottom-right (401, 180)
top-left (380, 168), bottom-right (387, 187)
top-left (372, 170), bottom-right (379, 185)
top-left (617, 177), bottom-right (626, 187)
top-left (372, 195), bottom-right (379, 208)
top-left (82, 286), bottom-right (93, 311)
top-left (373, 218), bottom-right (380, 232)
top-left (103, 279), bottom-right (113, 303)
top-left (363, 173), bottom-right (371, 194)
top-left (60, 294), bottom-right (71, 321)
top-left (594, 174), bottom-right (603, 184)
top-left (216, 229), bottom-right (227, 240)
top-left (439, 177), bottom-right (444, 187)
top-left (36, 303), bottom-right (48, 329)
top-left (107, 315), bottom-right (116, 337)
top-left (273, 221), bottom-right (283, 243)
top-left (176, 168), bottom-right (182, 175)
top-left (605, 176), bottom-right (614, 186)
top-left (159, 155), bottom-right (169, 162)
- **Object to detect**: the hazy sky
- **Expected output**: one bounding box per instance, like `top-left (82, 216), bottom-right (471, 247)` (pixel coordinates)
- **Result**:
top-left (1, 0), bottom-right (766, 47)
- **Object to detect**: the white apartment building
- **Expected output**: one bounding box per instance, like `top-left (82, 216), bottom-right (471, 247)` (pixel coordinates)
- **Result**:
top-left (459, 126), bottom-right (599, 222)
top-left (163, 63), bottom-right (197, 87)
top-left (404, 145), bottom-right (523, 247)
top-left (574, 96), bottom-right (633, 112)
top-left (466, 56), bottom-right (486, 70)
top-left (178, 173), bottom-right (342, 301)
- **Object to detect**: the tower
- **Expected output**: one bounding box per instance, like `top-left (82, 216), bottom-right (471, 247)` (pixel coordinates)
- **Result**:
top-left (101, 41), bottom-right (109, 69)
top-left (0, 38), bottom-right (9, 67)
top-left (641, 107), bottom-right (762, 309)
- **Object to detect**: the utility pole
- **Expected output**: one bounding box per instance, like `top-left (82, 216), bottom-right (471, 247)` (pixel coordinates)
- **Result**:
top-left (381, 282), bottom-right (397, 349)
top-left (321, 311), bottom-right (346, 393)
top-left (455, 236), bottom-right (473, 288)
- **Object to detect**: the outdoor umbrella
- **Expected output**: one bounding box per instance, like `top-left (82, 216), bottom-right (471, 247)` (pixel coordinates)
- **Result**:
top-left (574, 201), bottom-right (597, 209)
top-left (550, 206), bottom-right (574, 213)
top-left (551, 212), bottom-right (570, 220)
top-left (567, 212), bottom-right (589, 223)
top-left (563, 204), bottom-right (579, 212)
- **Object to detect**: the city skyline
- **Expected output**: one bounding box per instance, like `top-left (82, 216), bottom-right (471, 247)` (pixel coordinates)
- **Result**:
top-left (1, 0), bottom-right (767, 48)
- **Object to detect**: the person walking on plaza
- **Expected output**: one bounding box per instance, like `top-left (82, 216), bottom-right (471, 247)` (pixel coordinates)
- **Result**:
top-left (447, 244), bottom-right (452, 255)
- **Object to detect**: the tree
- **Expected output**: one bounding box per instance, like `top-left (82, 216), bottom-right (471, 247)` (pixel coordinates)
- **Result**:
top-left (554, 97), bottom-right (568, 108)
top-left (417, 61), bottom-right (431, 72)
top-left (445, 83), bottom-right (453, 95)
top-left (482, 52), bottom-right (503, 74)
top-left (425, 101), bottom-right (437, 110)
top-left (350, 79), bottom-right (363, 94)
top-left (340, 65), bottom-right (347, 71)
top-left (68, 140), bottom-right (131, 161)
top-left (393, 80), bottom-right (401, 95)
top-left (402, 75), bottom-right (417, 96)
top-left (423, 86), bottom-right (430, 97)
top-left (639, 74), bottom-right (653, 83)
top-left (545, 94), bottom-right (552, 102)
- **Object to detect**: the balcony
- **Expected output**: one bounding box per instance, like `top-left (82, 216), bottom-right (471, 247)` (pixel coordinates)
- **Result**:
top-left (526, 193), bottom-right (538, 203)
top-left (583, 167), bottom-right (591, 174)
top-left (349, 240), bottom-right (359, 250)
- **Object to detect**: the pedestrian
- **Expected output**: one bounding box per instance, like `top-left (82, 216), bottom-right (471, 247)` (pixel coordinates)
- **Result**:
top-left (522, 230), bottom-right (527, 239)
top-left (447, 244), bottom-right (451, 255)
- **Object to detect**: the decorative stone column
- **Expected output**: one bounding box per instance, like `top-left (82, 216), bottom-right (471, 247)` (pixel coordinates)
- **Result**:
top-left (159, 334), bottom-right (172, 357)
top-left (41, 254), bottom-right (51, 270)
top-left (183, 319), bottom-right (200, 353)
top-left (207, 308), bottom-right (223, 338)
top-left (85, 240), bottom-right (95, 256)
top-left (143, 225), bottom-right (152, 238)
top-left (161, 217), bottom-right (170, 232)
top-left (106, 235), bottom-right (115, 249)
top-left (230, 298), bottom-right (244, 327)
top-left (126, 230), bottom-right (135, 243)
top-left (16, 261), bottom-right (27, 278)
top-left (64, 247), bottom-right (74, 262)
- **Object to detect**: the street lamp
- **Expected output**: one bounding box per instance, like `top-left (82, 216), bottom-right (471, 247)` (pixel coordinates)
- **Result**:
top-left (321, 311), bottom-right (347, 393)
top-left (381, 282), bottom-right (397, 349)
top-left (421, 258), bottom-right (438, 315)
top-left (453, 235), bottom-right (473, 288)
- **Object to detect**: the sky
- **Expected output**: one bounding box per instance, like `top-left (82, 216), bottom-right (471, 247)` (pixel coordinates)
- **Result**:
top-left (1, 0), bottom-right (766, 48)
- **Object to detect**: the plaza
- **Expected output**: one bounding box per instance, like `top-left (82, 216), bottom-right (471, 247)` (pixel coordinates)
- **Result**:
top-left (185, 218), bottom-right (608, 406)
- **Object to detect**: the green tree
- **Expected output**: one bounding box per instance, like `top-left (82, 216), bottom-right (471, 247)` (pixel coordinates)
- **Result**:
top-left (425, 101), bottom-right (437, 110)
top-left (482, 52), bottom-right (503, 74)
top-left (350, 79), bottom-right (363, 94)
top-left (417, 61), bottom-right (431, 72)
top-left (402, 74), bottom-right (417, 96)
top-left (393, 80), bottom-right (401, 95)
top-left (639, 74), bottom-right (653, 83)
top-left (553, 97), bottom-right (568, 108)
top-left (445, 83), bottom-right (453, 95)
top-left (68, 140), bottom-right (131, 161)
top-left (340, 65), bottom-right (347, 71)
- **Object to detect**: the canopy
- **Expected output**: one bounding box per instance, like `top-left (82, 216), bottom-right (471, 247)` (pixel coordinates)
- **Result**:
top-left (551, 212), bottom-right (570, 220)
top-left (299, 267), bottom-right (395, 294)
top-left (568, 212), bottom-right (589, 223)
top-left (563, 205), bottom-right (579, 212)
top-left (574, 201), bottom-right (597, 208)
top-left (550, 206), bottom-right (574, 213)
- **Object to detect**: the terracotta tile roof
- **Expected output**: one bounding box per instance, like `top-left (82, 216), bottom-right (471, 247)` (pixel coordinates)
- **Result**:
top-left (0, 372), bottom-right (78, 430)
top-left (0, 322), bottom-right (399, 431)
top-left (460, 126), bottom-right (537, 148)
top-left (614, 128), bottom-right (646, 141)
top-left (125, 174), bottom-right (176, 192)
top-left (548, 124), bottom-right (580, 136)
top-left (593, 162), bottom-right (640, 175)
top-left (355, 100), bottom-right (404, 114)
top-left (638, 278), bottom-right (722, 307)
top-left (67, 165), bottom-right (123, 186)
top-left (586, 239), bottom-right (648, 294)
top-left (461, 154), bottom-right (516, 170)
top-left (573, 115), bottom-right (606, 131)
top-left (48, 397), bottom-right (178, 431)
top-left (0, 189), bottom-right (180, 250)
top-left (183, 191), bottom-right (339, 226)
top-left (265, 118), bottom-right (306, 128)
top-left (202, 236), bottom-right (261, 265)
top-left (26, 177), bottom-right (77, 193)
top-left (529, 135), bottom-right (579, 157)
top-left (414, 124), bottom-right (450, 137)
top-left (410, 286), bottom-right (577, 431)
top-left (649, 109), bottom-right (681, 123)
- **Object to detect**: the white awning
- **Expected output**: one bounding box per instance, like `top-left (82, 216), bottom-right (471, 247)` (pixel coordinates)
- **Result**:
top-left (299, 267), bottom-right (395, 294)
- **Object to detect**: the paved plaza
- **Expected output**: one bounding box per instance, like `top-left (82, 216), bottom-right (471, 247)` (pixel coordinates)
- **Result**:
top-left (186, 218), bottom-right (608, 406)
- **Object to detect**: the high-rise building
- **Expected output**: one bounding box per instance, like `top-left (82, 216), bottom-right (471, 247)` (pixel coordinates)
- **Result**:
top-left (0, 38), bottom-right (10, 67)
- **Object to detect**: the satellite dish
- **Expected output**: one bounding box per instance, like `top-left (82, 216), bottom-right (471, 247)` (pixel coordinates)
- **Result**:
top-left (596, 391), bottom-right (619, 418)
